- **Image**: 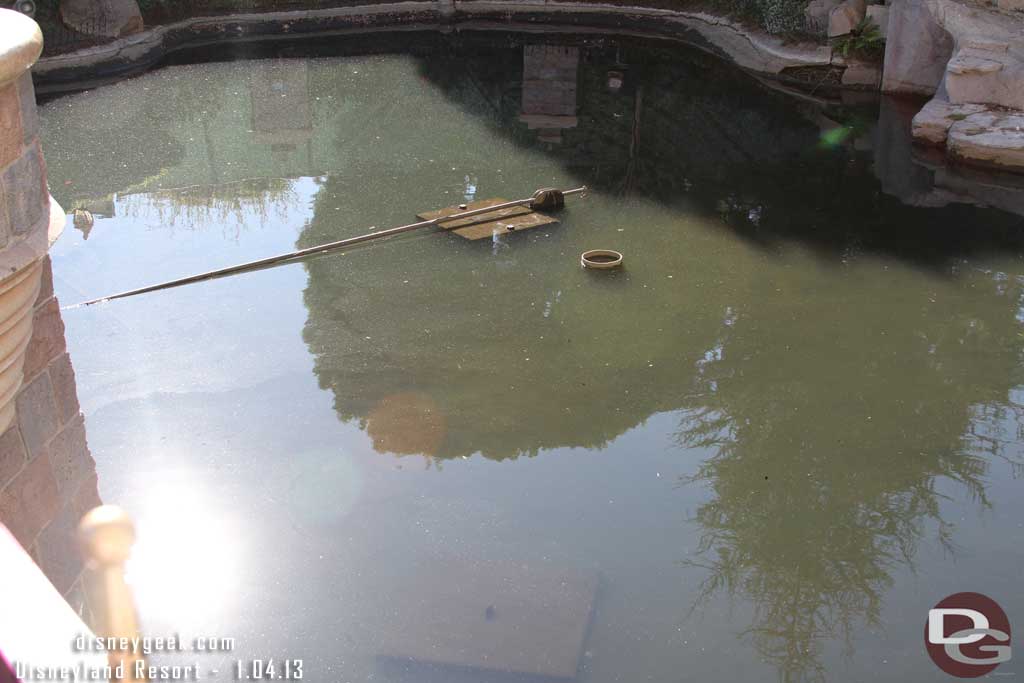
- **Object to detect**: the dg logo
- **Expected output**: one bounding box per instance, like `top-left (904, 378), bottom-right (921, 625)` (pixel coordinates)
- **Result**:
top-left (925, 592), bottom-right (1012, 678)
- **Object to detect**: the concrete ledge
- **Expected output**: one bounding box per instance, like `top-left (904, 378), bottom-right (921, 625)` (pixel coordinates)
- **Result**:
top-left (34, 1), bottom-right (833, 89)
top-left (948, 110), bottom-right (1024, 172)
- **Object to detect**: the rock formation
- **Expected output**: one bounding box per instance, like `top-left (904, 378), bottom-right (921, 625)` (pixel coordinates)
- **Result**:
top-left (884, 0), bottom-right (1024, 172)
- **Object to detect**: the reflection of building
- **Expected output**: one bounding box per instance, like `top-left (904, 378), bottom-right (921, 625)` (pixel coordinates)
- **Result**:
top-left (1, 257), bottom-right (101, 624)
top-left (0, 18), bottom-right (101, 624)
top-left (519, 45), bottom-right (579, 144)
top-left (250, 60), bottom-right (313, 161)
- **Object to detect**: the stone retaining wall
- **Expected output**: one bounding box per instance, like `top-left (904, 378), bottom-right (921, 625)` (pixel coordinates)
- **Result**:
top-left (32, 1), bottom-right (835, 91)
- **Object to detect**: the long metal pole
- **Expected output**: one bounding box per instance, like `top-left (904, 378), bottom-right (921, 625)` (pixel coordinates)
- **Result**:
top-left (69, 186), bottom-right (587, 308)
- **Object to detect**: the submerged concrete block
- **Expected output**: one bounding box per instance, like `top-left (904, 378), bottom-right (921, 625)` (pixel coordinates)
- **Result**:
top-left (842, 62), bottom-right (882, 87)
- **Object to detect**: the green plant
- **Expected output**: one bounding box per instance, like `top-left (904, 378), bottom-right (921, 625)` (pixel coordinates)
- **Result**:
top-left (833, 16), bottom-right (885, 60)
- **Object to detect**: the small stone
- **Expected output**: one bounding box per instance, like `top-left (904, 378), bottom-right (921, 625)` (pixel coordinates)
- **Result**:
top-left (59, 0), bottom-right (143, 38)
top-left (15, 372), bottom-right (58, 459)
top-left (16, 73), bottom-right (37, 146)
top-left (3, 142), bottom-right (46, 235)
top-left (22, 298), bottom-right (67, 382)
top-left (48, 353), bottom-right (80, 426)
top-left (0, 424), bottom-right (27, 489)
top-left (866, 5), bottom-right (889, 37)
top-left (842, 62), bottom-right (882, 88)
top-left (0, 452), bottom-right (60, 548)
top-left (0, 83), bottom-right (23, 170)
top-left (829, 0), bottom-right (867, 37)
top-left (805, 0), bottom-right (842, 36)
top-left (35, 499), bottom-right (85, 594)
top-left (48, 416), bottom-right (96, 503)
top-left (35, 256), bottom-right (53, 307)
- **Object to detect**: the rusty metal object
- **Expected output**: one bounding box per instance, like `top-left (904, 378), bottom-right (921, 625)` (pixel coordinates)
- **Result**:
top-left (71, 186), bottom-right (586, 307)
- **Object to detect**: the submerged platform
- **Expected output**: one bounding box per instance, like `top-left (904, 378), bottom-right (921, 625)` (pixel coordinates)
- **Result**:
top-left (377, 559), bottom-right (597, 679)
top-left (418, 198), bottom-right (559, 240)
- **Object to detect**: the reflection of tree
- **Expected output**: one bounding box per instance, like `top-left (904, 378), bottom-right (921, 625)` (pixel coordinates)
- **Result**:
top-left (116, 177), bottom-right (301, 237)
top-left (300, 39), bottom-right (1024, 469)
top-left (674, 269), bottom-right (1023, 681)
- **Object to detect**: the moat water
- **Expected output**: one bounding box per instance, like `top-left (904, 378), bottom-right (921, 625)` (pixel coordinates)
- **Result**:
top-left (39, 33), bottom-right (1024, 682)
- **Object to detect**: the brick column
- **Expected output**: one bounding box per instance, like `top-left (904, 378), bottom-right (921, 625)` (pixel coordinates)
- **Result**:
top-left (0, 9), bottom-right (102, 624)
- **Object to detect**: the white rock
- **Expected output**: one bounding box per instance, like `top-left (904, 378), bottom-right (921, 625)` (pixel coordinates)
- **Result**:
top-left (866, 5), bottom-right (889, 38)
top-left (948, 111), bottom-right (1024, 170)
top-left (829, 0), bottom-right (867, 37)
top-left (911, 98), bottom-right (987, 145)
top-left (945, 47), bottom-right (1024, 110)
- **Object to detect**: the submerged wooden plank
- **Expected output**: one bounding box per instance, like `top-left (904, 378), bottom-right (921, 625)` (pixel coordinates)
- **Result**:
top-left (378, 559), bottom-right (597, 679)
top-left (418, 197), bottom-right (559, 240)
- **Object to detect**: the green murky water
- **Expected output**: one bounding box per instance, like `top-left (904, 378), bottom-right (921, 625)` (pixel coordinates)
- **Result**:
top-left (40, 34), bottom-right (1024, 683)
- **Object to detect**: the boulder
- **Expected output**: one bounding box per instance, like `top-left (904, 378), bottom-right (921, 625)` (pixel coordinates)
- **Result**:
top-left (881, 0), bottom-right (954, 95)
top-left (59, 0), bottom-right (142, 38)
top-left (910, 97), bottom-right (987, 145)
top-left (997, 0), bottom-right (1024, 10)
top-left (947, 111), bottom-right (1024, 170)
top-left (828, 0), bottom-right (867, 37)
top-left (805, 0), bottom-right (842, 37)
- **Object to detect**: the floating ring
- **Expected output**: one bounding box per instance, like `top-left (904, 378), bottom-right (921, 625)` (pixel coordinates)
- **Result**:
top-left (580, 249), bottom-right (623, 269)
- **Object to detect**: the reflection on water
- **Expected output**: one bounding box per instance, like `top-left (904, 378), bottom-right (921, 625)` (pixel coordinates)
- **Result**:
top-left (39, 34), bottom-right (1024, 682)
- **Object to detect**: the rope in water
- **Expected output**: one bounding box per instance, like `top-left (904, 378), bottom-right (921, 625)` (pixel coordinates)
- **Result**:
top-left (67, 186), bottom-right (587, 309)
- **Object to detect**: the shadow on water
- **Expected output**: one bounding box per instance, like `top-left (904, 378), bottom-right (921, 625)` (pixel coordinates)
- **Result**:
top-left (409, 38), bottom-right (1024, 270)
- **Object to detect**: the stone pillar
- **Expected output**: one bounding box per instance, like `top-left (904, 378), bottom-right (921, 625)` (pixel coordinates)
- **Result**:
top-left (0, 9), bottom-right (101, 624)
top-left (0, 10), bottom-right (61, 436)
top-left (881, 0), bottom-right (953, 96)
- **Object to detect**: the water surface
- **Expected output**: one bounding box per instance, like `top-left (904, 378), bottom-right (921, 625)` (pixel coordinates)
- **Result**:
top-left (40, 35), bottom-right (1024, 682)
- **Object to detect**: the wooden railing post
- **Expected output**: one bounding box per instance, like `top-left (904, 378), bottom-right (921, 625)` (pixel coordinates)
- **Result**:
top-left (77, 505), bottom-right (146, 682)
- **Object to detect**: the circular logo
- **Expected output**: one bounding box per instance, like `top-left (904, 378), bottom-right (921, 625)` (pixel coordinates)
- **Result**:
top-left (925, 592), bottom-right (1012, 678)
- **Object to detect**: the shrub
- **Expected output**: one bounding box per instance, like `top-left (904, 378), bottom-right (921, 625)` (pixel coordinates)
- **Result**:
top-left (833, 16), bottom-right (885, 60)
top-left (706, 0), bottom-right (810, 36)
